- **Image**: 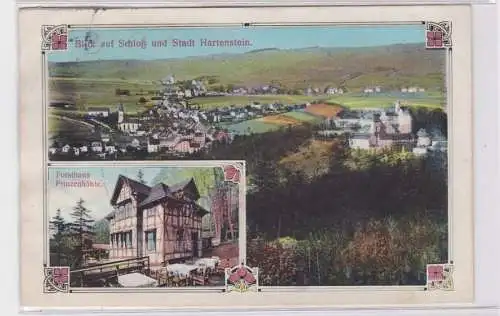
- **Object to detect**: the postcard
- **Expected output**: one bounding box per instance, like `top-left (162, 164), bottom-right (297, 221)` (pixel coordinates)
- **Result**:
top-left (19, 5), bottom-right (474, 310)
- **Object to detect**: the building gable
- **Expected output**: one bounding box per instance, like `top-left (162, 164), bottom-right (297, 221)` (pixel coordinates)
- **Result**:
top-left (116, 183), bottom-right (132, 204)
top-left (110, 175), bottom-right (151, 206)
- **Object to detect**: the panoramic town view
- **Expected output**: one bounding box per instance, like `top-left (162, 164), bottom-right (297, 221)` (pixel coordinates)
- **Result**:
top-left (47, 165), bottom-right (241, 287)
top-left (46, 25), bottom-right (448, 287)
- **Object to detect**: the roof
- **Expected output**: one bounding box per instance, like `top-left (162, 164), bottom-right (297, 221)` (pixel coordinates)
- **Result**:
top-left (169, 178), bottom-right (200, 200)
top-left (138, 178), bottom-right (202, 210)
top-left (88, 107), bottom-right (110, 112)
top-left (350, 133), bottom-right (372, 139)
top-left (379, 133), bottom-right (414, 141)
top-left (122, 118), bottom-right (141, 124)
top-left (110, 175), bottom-right (151, 205)
top-left (138, 183), bottom-right (170, 208)
top-left (107, 175), bottom-right (206, 216)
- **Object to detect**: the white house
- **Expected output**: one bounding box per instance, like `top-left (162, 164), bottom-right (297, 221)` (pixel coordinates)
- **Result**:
top-left (105, 145), bottom-right (117, 153)
top-left (61, 144), bottom-right (71, 153)
top-left (159, 134), bottom-right (181, 150)
top-left (118, 120), bottom-right (141, 133)
top-left (413, 147), bottom-right (428, 156)
top-left (417, 135), bottom-right (432, 147)
top-left (101, 133), bottom-right (111, 143)
top-left (88, 107), bottom-right (110, 117)
top-left (147, 138), bottom-right (160, 153)
top-left (130, 138), bottom-right (141, 148)
top-left (349, 135), bottom-right (371, 150)
top-left (174, 141), bottom-right (194, 154)
top-left (91, 141), bottom-right (103, 153)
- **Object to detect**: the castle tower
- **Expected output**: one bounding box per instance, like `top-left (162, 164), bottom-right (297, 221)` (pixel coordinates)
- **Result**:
top-left (394, 100), bottom-right (402, 114)
top-left (397, 112), bottom-right (412, 134)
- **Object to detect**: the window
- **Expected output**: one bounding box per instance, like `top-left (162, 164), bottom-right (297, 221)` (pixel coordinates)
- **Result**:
top-left (176, 229), bottom-right (184, 241)
top-left (126, 231), bottom-right (132, 248)
top-left (147, 208), bottom-right (155, 217)
top-left (146, 230), bottom-right (156, 252)
top-left (124, 204), bottom-right (130, 218)
top-left (118, 206), bottom-right (125, 220)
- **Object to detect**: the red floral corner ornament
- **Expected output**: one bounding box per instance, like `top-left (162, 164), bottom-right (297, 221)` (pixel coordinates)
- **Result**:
top-left (425, 21), bottom-right (452, 49)
top-left (41, 25), bottom-right (69, 51)
top-left (225, 264), bottom-right (259, 293)
top-left (43, 266), bottom-right (70, 293)
top-left (426, 263), bottom-right (454, 291)
top-left (223, 165), bottom-right (241, 184)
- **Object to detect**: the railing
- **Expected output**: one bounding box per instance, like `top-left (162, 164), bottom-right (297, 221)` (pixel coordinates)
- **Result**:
top-left (71, 256), bottom-right (151, 286)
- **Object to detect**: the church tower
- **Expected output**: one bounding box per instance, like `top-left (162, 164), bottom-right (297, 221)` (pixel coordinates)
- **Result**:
top-left (117, 103), bottom-right (125, 124)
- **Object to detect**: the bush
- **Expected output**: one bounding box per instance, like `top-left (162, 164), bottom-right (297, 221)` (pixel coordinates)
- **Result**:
top-left (246, 215), bottom-right (447, 286)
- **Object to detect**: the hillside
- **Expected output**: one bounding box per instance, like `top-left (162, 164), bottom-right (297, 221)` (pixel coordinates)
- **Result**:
top-left (48, 43), bottom-right (445, 91)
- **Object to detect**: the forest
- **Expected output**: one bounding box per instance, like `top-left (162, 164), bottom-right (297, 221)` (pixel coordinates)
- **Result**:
top-left (202, 107), bottom-right (448, 286)
top-left (49, 106), bottom-right (448, 286)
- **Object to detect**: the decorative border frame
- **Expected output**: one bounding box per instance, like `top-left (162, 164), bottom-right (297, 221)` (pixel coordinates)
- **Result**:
top-left (43, 161), bottom-right (247, 293)
top-left (40, 22), bottom-right (452, 294)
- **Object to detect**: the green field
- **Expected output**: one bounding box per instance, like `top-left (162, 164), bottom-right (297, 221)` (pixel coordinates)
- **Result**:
top-left (48, 44), bottom-right (446, 113)
top-left (281, 111), bottom-right (323, 122)
top-left (224, 120), bottom-right (281, 135)
top-left (49, 77), bottom-right (160, 114)
top-left (327, 93), bottom-right (445, 109)
top-left (192, 95), bottom-right (315, 109)
top-left (225, 110), bottom-right (323, 135)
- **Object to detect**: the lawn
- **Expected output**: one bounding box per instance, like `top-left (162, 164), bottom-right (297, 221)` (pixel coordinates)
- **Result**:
top-left (48, 114), bottom-right (96, 143)
top-left (327, 92), bottom-right (445, 109)
top-left (224, 120), bottom-right (281, 135)
top-left (49, 77), bottom-right (161, 114)
top-left (48, 115), bottom-right (94, 133)
top-left (191, 95), bottom-right (316, 109)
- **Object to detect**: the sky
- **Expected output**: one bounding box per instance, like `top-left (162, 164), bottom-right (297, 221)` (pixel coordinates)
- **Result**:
top-left (47, 24), bottom-right (425, 62)
top-left (48, 167), bottom-right (162, 222)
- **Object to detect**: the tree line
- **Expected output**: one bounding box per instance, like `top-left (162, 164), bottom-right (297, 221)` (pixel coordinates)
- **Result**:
top-left (49, 198), bottom-right (98, 269)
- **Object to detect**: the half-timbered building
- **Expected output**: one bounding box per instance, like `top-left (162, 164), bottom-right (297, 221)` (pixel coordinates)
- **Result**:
top-left (105, 175), bottom-right (208, 266)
